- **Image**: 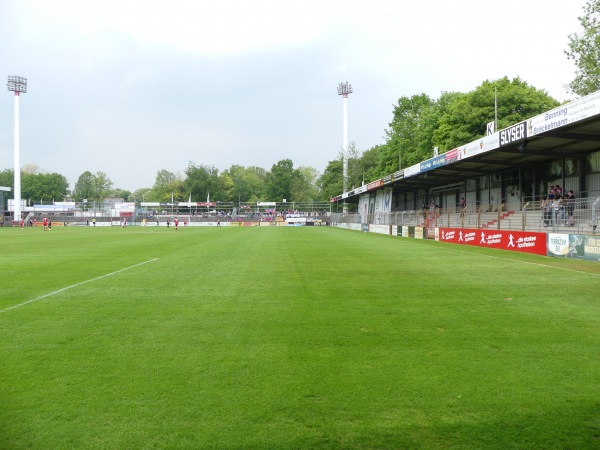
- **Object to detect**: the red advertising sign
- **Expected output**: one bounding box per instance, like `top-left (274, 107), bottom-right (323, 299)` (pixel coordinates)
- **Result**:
top-left (367, 179), bottom-right (383, 191)
top-left (437, 228), bottom-right (547, 255)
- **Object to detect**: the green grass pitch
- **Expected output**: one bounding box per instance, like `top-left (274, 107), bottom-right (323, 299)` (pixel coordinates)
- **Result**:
top-left (1, 225), bottom-right (599, 449)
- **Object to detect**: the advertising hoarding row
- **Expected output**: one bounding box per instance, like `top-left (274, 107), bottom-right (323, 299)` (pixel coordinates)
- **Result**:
top-left (434, 228), bottom-right (600, 261)
top-left (332, 222), bottom-right (600, 262)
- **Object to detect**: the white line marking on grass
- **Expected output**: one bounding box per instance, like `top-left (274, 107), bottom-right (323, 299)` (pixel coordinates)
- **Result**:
top-left (0, 258), bottom-right (159, 314)
top-left (449, 248), bottom-right (600, 277)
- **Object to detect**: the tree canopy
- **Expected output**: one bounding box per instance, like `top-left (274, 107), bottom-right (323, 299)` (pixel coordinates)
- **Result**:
top-left (566, 0), bottom-right (600, 96)
top-left (72, 171), bottom-right (114, 202)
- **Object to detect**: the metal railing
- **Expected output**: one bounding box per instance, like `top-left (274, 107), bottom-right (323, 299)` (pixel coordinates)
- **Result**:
top-left (331, 195), bottom-right (600, 235)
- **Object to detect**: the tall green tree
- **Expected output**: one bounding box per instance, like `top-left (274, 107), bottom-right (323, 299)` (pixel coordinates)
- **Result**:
top-left (93, 172), bottom-right (114, 200)
top-left (148, 169), bottom-right (184, 203)
top-left (72, 171), bottom-right (114, 202)
top-left (291, 166), bottom-right (320, 202)
top-left (359, 145), bottom-right (383, 184)
top-left (265, 159), bottom-right (297, 202)
top-left (566, 0), bottom-right (600, 96)
top-left (184, 163), bottom-right (222, 203)
top-left (222, 165), bottom-right (267, 203)
top-left (108, 188), bottom-right (132, 201)
top-left (0, 169), bottom-right (14, 191)
top-left (382, 93), bottom-right (436, 174)
top-left (345, 143), bottom-right (364, 190)
top-left (317, 159), bottom-right (343, 201)
top-left (131, 187), bottom-right (152, 204)
top-left (434, 77), bottom-right (558, 150)
top-left (22, 173), bottom-right (69, 203)
top-left (72, 171), bottom-right (94, 201)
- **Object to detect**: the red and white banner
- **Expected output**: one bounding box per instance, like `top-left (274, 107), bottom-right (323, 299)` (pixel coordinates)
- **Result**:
top-left (436, 228), bottom-right (547, 255)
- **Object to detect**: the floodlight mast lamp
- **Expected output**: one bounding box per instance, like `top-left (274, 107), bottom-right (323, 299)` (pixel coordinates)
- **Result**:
top-left (7, 76), bottom-right (27, 223)
top-left (337, 82), bottom-right (352, 210)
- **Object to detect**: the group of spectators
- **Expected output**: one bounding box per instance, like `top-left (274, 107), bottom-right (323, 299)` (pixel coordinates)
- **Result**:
top-left (541, 185), bottom-right (576, 227)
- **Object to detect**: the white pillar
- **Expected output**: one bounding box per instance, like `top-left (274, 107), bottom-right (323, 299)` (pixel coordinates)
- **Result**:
top-left (14, 94), bottom-right (21, 222)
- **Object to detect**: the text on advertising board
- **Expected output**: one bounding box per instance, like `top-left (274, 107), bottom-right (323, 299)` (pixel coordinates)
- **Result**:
top-left (499, 122), bottom-right (526, 146)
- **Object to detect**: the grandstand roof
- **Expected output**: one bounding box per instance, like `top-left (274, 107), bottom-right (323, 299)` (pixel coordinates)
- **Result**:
top-left (335, 90), bottom-right (600, 201)
top-left (399, 116), bottom-right (600, 191)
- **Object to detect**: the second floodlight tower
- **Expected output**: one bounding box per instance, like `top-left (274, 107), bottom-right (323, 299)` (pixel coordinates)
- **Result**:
top-left (7, 76), bottom-right (27, 223)
top-left (337, 82), bottom-right (352, 198)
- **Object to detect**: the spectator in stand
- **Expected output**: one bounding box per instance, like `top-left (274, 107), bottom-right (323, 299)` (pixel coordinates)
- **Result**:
top-left (551, 194), bottom-right (563, 226)
top-left (566, 190), bottom-right (576, 226)
top-left (553, 185), bottom-right (563, 198)
top-left (542, 195), bottom-right (552, 227)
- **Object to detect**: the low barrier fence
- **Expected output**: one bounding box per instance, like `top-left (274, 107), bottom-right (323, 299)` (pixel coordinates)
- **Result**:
top-left (332, 195), bottom-right (600, 236)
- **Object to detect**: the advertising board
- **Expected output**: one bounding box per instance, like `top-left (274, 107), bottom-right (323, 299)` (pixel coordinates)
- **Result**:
top-left (547, 234), bottom-right (600, 261)
top-left (436, 228), bottom-right (547, 255)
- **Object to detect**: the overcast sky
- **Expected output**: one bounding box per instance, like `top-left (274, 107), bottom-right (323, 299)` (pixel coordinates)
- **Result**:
top-left (0, 0), bottom-right (588, 192)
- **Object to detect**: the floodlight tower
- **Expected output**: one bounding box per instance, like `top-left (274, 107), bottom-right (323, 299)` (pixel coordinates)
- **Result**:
top-left (7, 76), bottom-right (27, 223)
top-left (337, 82), bottom-right (352, 197)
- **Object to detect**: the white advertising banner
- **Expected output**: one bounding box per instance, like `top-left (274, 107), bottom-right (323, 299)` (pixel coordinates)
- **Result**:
top-left (383, 187), bottom-right (393, 213)
top-left (547, 233), bottom-right (570, 257)
top-left (358, 194), bottom-right (369, 223)
top-left (457, 132), bottom-right (500, 160)
top-left (369, 224), bottom-right (390, 235)
top-left (375, 188), bottom-right (392, 214)
top-left (527, 90), bottom-right (600, 137)
top-left (404, 163), bottom-right (421, 178)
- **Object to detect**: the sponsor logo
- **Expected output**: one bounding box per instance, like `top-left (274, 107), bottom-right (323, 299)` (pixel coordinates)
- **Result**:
top-left (499, 122), bottom-right (526, 146)
top-left (367, 179), bottom-right (383, 190)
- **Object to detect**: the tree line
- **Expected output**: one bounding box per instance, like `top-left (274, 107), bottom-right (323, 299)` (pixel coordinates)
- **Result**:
top-left (2, 0), bottom-right (599, 205)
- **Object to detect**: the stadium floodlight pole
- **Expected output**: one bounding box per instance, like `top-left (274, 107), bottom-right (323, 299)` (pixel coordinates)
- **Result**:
top-left (7, 76), bottom-right (27, 223)
top-left (337, 81), bottom-right (352, 212)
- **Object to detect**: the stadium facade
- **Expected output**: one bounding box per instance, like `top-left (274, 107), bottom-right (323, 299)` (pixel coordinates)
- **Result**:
top-left (330, 90), bottom-right (600, 261)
